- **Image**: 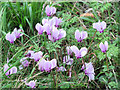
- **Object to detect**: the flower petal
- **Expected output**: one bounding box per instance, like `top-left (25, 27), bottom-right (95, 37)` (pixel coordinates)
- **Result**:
top-left (104, 41), bottom-right (108, 51)
top-left (79, 47), bottom-right (87, 57)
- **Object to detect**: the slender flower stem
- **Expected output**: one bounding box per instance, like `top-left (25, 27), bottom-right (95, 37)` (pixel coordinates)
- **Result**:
top-left (88, 30), bottom-right (97, 53)
top-left (82, 58), bottom-right (86, 69)
top-left (89, 53), bottom-right (97, 62)
top-left (105, 53), bottom-right (108, 70)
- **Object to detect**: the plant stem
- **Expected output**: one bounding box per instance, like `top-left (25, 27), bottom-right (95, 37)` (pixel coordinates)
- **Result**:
top-left (106, 53), bottom-right (108, 70)
top-left (88, 30), bottom-right (97, 53)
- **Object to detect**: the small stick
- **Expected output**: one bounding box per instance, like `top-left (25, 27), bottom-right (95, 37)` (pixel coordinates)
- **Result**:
top-left (106, 53), bottom-right (109, 70)
top-left (88, 30), bottom-right (97, 53)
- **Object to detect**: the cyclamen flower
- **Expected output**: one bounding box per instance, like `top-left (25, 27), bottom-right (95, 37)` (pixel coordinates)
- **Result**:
top-left (75, 30), bottom-right (88, 42)
top-left (5, 32), bottom-right (16, 43)
top-left (99, 41), bottom-right (108, 53)
top-left (43, 23), bottom-right (52, 35)
top-left (42, 18), bottom-right (49, 25)
top-left (20, 57), bottom-right (30, 67)
top-left (13, 28), bottom-right (24, 38)
top-left (63, 56), bottom-right (73, 65)
top-left (33, 51), bottom-right (43, 62)
top-left (38, 59), bottom-right (57, 72)
top-left (81, 62), bottom-right (95, 81)
top-left (93, 21), bottom-right (106, 33)
top-left (45, 5), bottom-right (56, 16)
top-left (25, 50), bottom-right (35, 59)
top-left (66, 46), bottom-right (72, 55)
top-left (51, 17), bottom-right (62, 27)
top-left (70, 45), bottom-right (87, 59)
top-left (35, 23), bottom-right (44, 35)
top-left (38, 59), bottom-right (46, 72)
top-left (26, 80), bottom-right (36, 88)
top-left (50, 59), bottom-right (57, 69)
top-left (4, 64), bottom-right (17, 76)
top-left (48, 26), bottom-right (66, 42)
top-left (57, 66), bottom-right (66, 72)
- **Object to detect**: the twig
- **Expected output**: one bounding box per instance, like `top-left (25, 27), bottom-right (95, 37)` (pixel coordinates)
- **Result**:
top-left (88, 30), bottom-right (97, 53)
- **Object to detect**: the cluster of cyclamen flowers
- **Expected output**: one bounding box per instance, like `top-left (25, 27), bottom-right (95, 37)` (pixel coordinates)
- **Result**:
top-left (4, 5), bottom-right (109, 88)
top-left (5, 28), bottom-right (24, 43)
top-left (35, 5), bottom-right (66, 42)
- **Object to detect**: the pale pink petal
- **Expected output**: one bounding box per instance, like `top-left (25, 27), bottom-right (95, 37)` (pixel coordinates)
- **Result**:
top-left (99, 42), bottom-right (105, 52)
top-left (101, 21), bottom-right (106, 30)
top-left (10, 66), bottom-right (17, 74)
top-left (104, 41), bottom-right (108, 51)
top-left (50, 59), bottom-right (57, 69)
top-left (75, 30), bottom-right (81, 42)
top-left (58, 29), bottom-right (66, 40)
top-left (80, 31), bottom-right (88, 39)
top-left (70, 45), bottom-right (79, 56)
top-left (79, 47), bottom-right (88, 57)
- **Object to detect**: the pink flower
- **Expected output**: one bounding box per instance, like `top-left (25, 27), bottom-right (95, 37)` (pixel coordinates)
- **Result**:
top-left (4, 64), bottom-right (17, 76)
top-left (45, 5), bottom-right (56, 16)
top-left (42, 18), bottom-right (49, 25)
top-left (38, 59), bottom-right (46, 72)
top-left (13, 28), bottom-right (24, 38)
top-left (93, 21), bottom-right (106, 33)
top-left (35, 23), bottom-right (44, 35)
top-left (43, 61), bottom-right (52, 72)
top-left (51, 16), bottom-right (63, 27)
top-left (66, 46), bottom-right (72, 55)
top-left (26, 80), bottom-right (36, 88)
top-left (63, 56), bottom-right (73, 65)
top-left (57, 66), bottom-right (66, 72)
top-left (99, 41), bottom-right (108, 53)
top-left (38, 59), bottom-right (57, 72)
top-left (70, 45), bottom-right (87, 59)
top-left (25, 50), bottom-right (35, 59)
top-left (21, 59), bottom-right (29, 67)
top-left (5, 32), bottom-right (16, 43)
top-left (43, 23), bottom-right (52, 35)
top-left (75, 30), bottom-right (88, 42)
top-left (33, 51), bottom-right (43, 62)
top-left (50, 59), bottom-right (57, 69)
top-left (48, 26), bottom-right (66, 42)
top-left (81, 62), bottom-right (95, 81)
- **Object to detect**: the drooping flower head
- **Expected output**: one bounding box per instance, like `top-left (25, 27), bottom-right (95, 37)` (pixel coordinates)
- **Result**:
top-left (26, 80), bottom-right (36, 88)
top-left (99, 41), bottom-right (108, 53)
top-left (66, 46), bottom-right (72, 55)
top-left (38, 59), bottom-right (46, 72)
top-left (42, 18), bottom-right (49, 25)
top-left (38, 59), bottom-right (57, 72)
top-left (93, 21), bottom-right (106, 33)
top-left (48, 26), bottom-right (66, 42)
top-left (50, 59), bottom-right (57, 69)
top-left (57, 66), bottom-right (67, 72)
top-left (45, 5), bottom-right (56, 16)
top-left (75, 30), bottom-right (88, 42)
top-left (81, 62), bottom-right (95, 81)
top-left (43, 61), bottom-right (52, 72)
top-left (43, 23), bottom-right (52, 35)
top-left (4, 64), bottom-right (17, 76)
top-left (13, 28), bottom-right (24, 38)
top-left (25, 50), bottom-right (35, 59)
top-left (33, 51), bottom-right (43, 62)
top-left (51, 16), bottom-right (63, 27)
top-left (70, 45), bottom-right (87, 59)
top-left (20, 57), bottom-right (30, 67)
top-left (35, 23), bottom-right (44, 35)
top-left (63, 55), bottom-right (73, 65)
top-left (5, 32), bottom-right (16, 43)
